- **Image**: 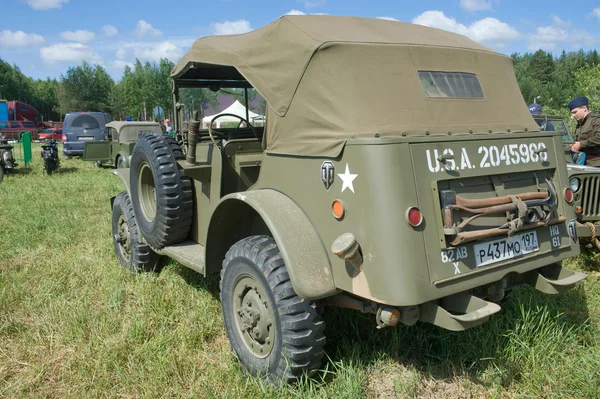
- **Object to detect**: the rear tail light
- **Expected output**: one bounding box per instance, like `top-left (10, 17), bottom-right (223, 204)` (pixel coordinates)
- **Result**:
top-left (406, 206), bottom-right (423, 227)
top-left (564, 187), bottom-right (574, 203)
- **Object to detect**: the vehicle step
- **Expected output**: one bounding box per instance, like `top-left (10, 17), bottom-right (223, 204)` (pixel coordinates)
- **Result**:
top-left (525, 263), bottom-right (587, 294)
top-left (157, 240), bottom-right (206, 275)
top-left (419, 293), bottom-right (501, 331)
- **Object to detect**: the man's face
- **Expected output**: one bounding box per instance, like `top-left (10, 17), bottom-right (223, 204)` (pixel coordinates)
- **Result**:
top-left (571, 105), bottom-right (589, 121)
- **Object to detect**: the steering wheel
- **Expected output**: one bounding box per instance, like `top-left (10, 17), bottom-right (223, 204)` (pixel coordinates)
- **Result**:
top-left (208, 113), bottom-right (258, 147)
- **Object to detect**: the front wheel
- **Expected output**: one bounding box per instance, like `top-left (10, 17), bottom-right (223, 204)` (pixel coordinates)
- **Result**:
top-left (116, 156), bottom-right (126, 169)
top-left (220, 235), bottom-right (326, 383)
top-left (112, 191), bottom-right (159, 272)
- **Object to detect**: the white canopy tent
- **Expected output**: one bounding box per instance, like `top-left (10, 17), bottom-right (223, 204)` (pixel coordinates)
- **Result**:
top-left (202, 100), bottom-right (262, 129)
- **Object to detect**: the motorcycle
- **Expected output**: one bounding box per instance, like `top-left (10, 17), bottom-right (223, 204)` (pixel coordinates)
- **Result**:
top-left (0, 136), bottom-right (17, 182)
top-left (41, 138), bottom-right (60, 175)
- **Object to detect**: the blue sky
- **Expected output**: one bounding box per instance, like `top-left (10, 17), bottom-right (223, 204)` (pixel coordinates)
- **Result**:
top-left (1, 0), bottom-right (600, 81)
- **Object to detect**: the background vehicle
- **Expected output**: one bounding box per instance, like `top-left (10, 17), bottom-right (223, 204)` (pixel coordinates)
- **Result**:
top-left (110, 16), bottom-right (585, 383)
top-left (534, 114), bottom-right (600, 247)
top-left (0, 120), bottom-right (38, 141)
top-left (38, 128), bottom-right (65, 142)
top-left (82, 121), bottom-right (164, 168)
top-left (63, 112), bottom-right (111, 158)
top-left (40, 139), bottom-right (60, 174)
top-left (7, 100), bottom-right (49, 129)
top-left (0, 100), bottom-right (8, 122)
top-left (0, 136), bottom-right (18, 182)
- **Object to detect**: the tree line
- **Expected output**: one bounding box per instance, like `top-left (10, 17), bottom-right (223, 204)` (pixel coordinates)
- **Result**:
top-left (1, 49), bottom-right (600, 123)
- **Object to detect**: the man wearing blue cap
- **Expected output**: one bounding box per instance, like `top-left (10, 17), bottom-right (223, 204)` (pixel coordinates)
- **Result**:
top-left (568, 96), bottom-right (600, 166)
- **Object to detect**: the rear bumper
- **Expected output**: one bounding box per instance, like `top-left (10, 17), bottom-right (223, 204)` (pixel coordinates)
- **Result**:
top-left (576, 221), bottom-right (592, 238)
top-left (63, 141), bottom-right (85, 155)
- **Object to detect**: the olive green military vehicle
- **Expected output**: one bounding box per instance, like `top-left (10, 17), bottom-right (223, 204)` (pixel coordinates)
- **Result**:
top-left (83, 121), bottom-right (164, 168)
top-left (533, 114), bottom-right (600, 248)
top-left (109, 16), bottom-right (586, 383)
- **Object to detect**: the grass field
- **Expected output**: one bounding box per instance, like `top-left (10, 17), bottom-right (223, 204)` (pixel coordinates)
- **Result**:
top-left (1, 144), bottom-right (599, 398)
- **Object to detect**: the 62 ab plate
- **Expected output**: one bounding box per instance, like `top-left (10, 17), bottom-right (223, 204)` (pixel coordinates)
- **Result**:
top-left (474, 231), bottom-right (539, 267)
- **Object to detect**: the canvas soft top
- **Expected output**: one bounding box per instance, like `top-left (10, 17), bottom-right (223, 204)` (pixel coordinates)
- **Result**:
top-left (173, 16), bottom-right (539, 156)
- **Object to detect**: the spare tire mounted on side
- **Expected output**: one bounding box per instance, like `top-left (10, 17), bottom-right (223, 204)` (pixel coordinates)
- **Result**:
top-left (130, 134), bottom-right (193, 249)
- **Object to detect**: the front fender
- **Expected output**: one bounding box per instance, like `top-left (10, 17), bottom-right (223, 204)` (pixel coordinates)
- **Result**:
top-left (110, 169), bottom-right (131, 208)
top-left (207, 189), bottom-right (338, 300)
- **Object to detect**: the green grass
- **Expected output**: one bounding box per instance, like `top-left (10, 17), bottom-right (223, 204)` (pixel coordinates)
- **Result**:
top-left (1, 144), bottom-right (599, 398)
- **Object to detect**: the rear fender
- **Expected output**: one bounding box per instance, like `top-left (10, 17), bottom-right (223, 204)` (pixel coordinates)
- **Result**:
top-left (206, 189), bottom-right (337, 300)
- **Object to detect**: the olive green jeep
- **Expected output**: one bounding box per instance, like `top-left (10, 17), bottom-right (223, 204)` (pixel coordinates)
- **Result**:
top-left (109, 16), bottom-right (586, 383)
top-left (83, 121), bottom-right (165, 168)
top-left (533, 114), bottom-right (600, 248)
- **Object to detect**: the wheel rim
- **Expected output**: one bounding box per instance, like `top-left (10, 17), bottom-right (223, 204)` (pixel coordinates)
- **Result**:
top-left (138, 162), bottom-right (156, 222)
top-left (116, 213), bottom-right (131, 262)
top-left (232, 274), bottom-right (275, 359)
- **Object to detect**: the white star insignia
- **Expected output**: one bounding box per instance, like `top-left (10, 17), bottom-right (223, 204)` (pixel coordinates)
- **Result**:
top-left (338, 163), bottom-right (358, 193)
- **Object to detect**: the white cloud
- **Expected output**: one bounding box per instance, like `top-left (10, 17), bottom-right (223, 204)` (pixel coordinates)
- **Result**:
top-left (24, 0), bottom-right (68, 10)
top-left (110, 60), bottom-right (134, 70)
top-left (211, 20), bottom-right (252, 35)
top-left (412, 11), bottom-right (520, 46)
top-left (102, 25), bottom-right (118, 38)
top-left (376, 16), bottom-right (399, 21)
top-left (592, 8), bottom-right (600, 21)
top-left (460, 0), bottom-right (491, 12)
top-left (528, 22), bottom-right (596, 51)
top-left (40, 42), bottom-right (102, 64)
top-left (132, 41), bottom-right (184, 62)
top-left (286, 9), bottom-right (306, 15)
top-left (60, 30), bottom-right (95, 43)
top-left (115, 47), bottom-right (126, 59)
top-left (135, 20), bottom-right (162, 38)
top-left (551, 15), bottom-right (570, 27)
top-left (0, 30), bottom-right (45, 49)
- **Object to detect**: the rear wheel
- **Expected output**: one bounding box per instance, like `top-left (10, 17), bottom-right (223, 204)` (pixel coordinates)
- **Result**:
top-left (112, 191), bottom-right (159, 272)
top-left (220, 235), bottom-right (326, 383)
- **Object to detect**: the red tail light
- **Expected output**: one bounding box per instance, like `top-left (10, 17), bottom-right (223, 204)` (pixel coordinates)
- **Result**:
top-left (406, 206), bottom-right (423, 227)
top-left (564, 187), bottom-right (573, 203)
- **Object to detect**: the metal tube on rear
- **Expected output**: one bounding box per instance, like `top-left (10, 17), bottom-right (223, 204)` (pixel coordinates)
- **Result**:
top-left (186, 110), bottom-right (199, 165)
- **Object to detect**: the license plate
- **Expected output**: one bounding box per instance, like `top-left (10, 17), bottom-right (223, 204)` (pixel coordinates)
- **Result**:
top-left (79, 136), bottom-right (94, 141)
top-left (474, 231), bottom-right (539, 267)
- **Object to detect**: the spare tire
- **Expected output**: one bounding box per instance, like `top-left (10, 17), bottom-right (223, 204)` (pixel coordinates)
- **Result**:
top-left (130, 134), bottom-right (193, 249)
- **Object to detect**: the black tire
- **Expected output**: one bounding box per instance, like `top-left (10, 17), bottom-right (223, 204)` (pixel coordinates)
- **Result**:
top-left (116, 156), bottom-right (126, 169)
top-left (220, 235), bottom-right (326, 383)
top-left (112, 191), bottom-right (159, 272)
top-left (130, 134), bottom-right (193, 249)
top-left (0, 167), bottom-right (4, 182)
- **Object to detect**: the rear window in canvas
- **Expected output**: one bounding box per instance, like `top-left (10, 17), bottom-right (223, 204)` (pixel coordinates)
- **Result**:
top-left (418, 71), bottom-right (484, 99)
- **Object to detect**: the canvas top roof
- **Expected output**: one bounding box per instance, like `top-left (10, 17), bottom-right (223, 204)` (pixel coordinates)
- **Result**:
top-left (106, 121), bottom-right (163, 143)
top-left (172, 16), bottom-right (538, 157)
